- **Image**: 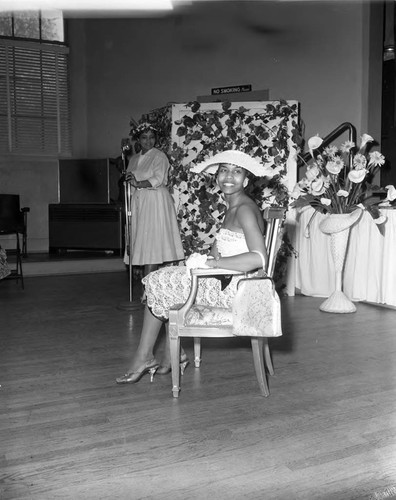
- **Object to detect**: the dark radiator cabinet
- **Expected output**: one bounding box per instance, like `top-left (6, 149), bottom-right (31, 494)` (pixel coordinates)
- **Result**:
top-left (49, 204), bottom-right (124, 254)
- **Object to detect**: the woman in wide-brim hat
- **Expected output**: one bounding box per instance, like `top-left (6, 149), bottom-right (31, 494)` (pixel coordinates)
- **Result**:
top-left (116, 149), bottom-right (272, 384)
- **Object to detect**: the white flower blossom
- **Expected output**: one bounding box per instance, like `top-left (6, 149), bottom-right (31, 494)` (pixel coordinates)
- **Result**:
top-left (353, 153), bottom-right (367, 170)
top-left (386, 184), bottom-right (396, 201)
top-left (336, 190), bottom-right (349, 198)
top-left (368, 151), bottom-right (385, 167)
top-left (299, 178), bottom-right (310, 189)
top-left (311, 178), bottom-right (326, 196)
top-left (374, 215), bottom-right (387, 225)
top-left (340, 140), bottom-right (355, 153)
top-left (320, 197), bottom-right (332, 206)
top-left (305, 165), bottom-right (320, 181)
top-left (348, 169), bottom-right (367, 184)
top-left (291, 184), bottom-right (304, 199)
top-left (359, 133), bottom-right (374, 151)
top-left (308, 135), bottom-right (323, 159)
top-left (326, 159), bottom-right (344, 175)
top-left (324, 145), bottom-right (338, 157)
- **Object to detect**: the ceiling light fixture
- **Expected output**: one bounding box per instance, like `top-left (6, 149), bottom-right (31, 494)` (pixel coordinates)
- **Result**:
top-left (0, 0), bottom-right (174, 13)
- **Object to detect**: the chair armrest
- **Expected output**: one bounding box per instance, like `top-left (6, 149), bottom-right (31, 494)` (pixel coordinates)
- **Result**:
top-left (236, 275), bottom-right (274, 289)
top-left (191, 268), bottom-right (244, 277)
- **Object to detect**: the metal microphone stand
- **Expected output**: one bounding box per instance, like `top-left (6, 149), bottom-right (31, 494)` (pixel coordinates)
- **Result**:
top-left (117, 140), bottom-right (142, 312)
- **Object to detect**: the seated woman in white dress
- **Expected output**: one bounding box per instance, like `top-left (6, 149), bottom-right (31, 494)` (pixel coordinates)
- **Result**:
top-left (116, 149), bottom-right (273, 384)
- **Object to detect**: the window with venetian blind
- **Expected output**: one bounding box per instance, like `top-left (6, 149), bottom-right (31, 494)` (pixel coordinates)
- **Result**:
top-left (0, 11), bottom-right (71, 157)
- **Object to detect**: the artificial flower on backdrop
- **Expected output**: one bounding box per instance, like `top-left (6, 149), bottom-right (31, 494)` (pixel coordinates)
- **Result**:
top-left (291, 133), bottom-right (393, 227)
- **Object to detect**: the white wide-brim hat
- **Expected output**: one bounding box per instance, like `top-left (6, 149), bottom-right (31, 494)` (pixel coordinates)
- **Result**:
top-left (191, 150), bottom-right (273, 177)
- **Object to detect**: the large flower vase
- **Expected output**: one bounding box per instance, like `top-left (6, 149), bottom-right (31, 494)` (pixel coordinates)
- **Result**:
top-left (318, 210), bottom-right (362, 313)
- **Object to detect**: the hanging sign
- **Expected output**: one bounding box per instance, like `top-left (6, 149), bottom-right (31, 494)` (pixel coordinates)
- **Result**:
top-left (211, 84), bottom-right (252, 95)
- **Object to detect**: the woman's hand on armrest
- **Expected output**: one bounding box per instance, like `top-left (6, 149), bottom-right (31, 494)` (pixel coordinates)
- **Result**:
top-left (206, 252), bottom-right (264, 272)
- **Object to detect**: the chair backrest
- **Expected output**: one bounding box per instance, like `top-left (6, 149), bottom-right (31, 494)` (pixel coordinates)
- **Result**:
top-left (0, 194), bottom-right (24, 233)
top-left (263, 207), bottom-right (286, 277)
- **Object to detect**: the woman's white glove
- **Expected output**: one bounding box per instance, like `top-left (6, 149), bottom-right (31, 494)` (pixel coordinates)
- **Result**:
top-left (185, 253), bottom-right (209, 274)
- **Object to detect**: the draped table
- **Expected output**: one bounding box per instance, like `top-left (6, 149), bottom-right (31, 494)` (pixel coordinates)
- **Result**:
top-left (295, 206), bottom-right (396, 307)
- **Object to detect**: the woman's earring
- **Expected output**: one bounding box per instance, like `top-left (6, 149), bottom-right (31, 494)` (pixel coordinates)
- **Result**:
top-left (243, 178), bottom-right (249, 188)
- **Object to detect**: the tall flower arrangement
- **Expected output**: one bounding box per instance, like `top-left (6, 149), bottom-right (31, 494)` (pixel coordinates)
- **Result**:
top-left (291, 133), bottom-right (389, 225)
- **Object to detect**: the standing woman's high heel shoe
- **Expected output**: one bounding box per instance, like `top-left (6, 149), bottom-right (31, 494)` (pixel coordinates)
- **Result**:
top-left (116, 359), bottom-right (160, 384)
top-left (156, 353), bottom-right (189, 375)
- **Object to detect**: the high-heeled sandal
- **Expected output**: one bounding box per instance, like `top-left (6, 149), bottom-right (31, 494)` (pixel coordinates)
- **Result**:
top-left (156, 353), bottom-right (189, 376)
top-left (116, 358), bottom-right (160, 384)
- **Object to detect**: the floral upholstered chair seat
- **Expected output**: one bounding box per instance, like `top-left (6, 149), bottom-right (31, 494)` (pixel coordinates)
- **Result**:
top-left (185, 305), bottom-right (233, 326)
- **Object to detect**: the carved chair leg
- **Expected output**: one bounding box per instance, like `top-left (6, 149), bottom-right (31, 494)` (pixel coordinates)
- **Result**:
top-left (264, 339), bottom-right (274, 376)
top-left (169, 334), bottom-right (181, 398)
top-left (193, 338), bottom-right (201, 368)
top-left (251, 337), bottom-right (270, 397)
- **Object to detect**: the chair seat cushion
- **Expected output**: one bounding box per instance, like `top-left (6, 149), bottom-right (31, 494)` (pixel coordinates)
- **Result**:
top-left (185, 305), bottom-right (233, 326)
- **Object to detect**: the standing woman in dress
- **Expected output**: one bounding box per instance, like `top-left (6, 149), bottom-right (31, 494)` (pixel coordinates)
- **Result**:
top-left (125, 123), bottom-right (184, 278)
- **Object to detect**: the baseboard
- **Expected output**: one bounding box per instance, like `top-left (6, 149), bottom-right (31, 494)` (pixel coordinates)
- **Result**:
top-left (22, 258), bottom-right (125, 277)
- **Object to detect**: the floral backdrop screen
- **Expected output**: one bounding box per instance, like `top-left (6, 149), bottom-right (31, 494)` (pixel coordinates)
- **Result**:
top-left (129, 100), bottom-right (301, 259)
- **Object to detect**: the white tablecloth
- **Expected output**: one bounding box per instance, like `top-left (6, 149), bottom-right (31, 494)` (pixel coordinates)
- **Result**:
top-left (295, 207), bottom-right (396, 307)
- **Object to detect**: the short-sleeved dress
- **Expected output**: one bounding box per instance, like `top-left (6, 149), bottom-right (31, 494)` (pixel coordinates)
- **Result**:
top-left (125, 147), bottom-right (184, 266)
top-left (142, 228), bottom-right (256, 320)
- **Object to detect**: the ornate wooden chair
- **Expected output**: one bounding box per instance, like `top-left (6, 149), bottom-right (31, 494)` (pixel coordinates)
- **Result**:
top-left (169, 207), bottom-right (285, 398)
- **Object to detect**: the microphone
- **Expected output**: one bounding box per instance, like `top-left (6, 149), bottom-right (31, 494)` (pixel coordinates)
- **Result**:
top-left (120, 138), bottom-right (132, 173)
top-left (121, 137), bottom-right (132, 155)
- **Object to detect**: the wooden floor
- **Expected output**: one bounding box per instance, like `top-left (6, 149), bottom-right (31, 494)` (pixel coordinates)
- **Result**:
top-left (1, 273), bottom-right (396, 500)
